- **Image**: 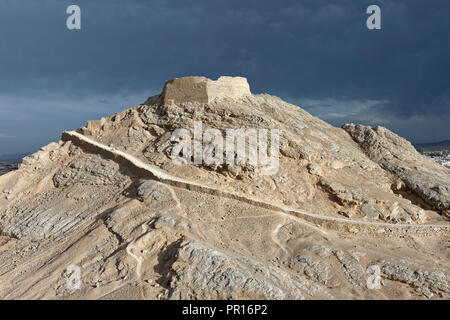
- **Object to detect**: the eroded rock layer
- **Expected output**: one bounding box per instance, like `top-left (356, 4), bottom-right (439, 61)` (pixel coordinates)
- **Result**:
top-left (0, 76), bottom-right (448, 300)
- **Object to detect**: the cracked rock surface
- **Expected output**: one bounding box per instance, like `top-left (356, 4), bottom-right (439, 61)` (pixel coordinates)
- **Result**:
top-left (0, 76), bottom-right (448, 300)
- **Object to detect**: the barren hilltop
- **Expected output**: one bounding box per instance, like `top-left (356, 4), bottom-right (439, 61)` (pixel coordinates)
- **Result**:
top-left (0, 76), bottom-right (449, 299)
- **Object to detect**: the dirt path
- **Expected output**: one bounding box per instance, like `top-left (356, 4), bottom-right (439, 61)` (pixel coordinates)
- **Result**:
top-left (62, 131), bottom-right (450, 237)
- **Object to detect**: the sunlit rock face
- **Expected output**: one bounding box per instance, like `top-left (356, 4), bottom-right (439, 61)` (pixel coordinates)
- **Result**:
top-left (0, 76), bottom-right (448, 300)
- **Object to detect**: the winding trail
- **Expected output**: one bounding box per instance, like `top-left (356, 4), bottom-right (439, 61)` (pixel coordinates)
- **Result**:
top-left (62, 131), bottom-right (450, 237)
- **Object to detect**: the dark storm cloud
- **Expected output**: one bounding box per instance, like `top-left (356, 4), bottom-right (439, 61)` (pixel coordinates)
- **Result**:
top-left (0, 0), bottom-right (449, 154)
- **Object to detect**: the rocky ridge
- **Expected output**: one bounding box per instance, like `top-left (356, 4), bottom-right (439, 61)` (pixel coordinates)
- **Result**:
top-left (0, 76), bottom-right (448, 300)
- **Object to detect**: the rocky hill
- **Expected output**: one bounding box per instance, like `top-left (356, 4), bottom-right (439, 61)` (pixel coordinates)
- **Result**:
top-left (0, 76), bottom-right (448, 299)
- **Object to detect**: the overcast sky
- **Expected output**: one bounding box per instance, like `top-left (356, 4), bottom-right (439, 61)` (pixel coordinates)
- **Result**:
top-left (0, 0), bottom-right (449, 155)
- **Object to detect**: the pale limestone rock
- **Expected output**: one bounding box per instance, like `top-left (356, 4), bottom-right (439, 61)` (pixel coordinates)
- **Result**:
top-left (343, 123), bottom-right (450, 216)
top-left (307, 163), bottom-right (323, 176)
top-left (0, 76), bottom-right (448, 301)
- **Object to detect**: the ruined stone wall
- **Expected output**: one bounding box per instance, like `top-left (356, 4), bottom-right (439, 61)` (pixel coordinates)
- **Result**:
top-left (162, 76), bottom-right (251, 104)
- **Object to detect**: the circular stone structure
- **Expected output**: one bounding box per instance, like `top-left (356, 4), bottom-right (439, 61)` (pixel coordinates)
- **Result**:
top-left (162, 76), bottom-right (251, 104)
